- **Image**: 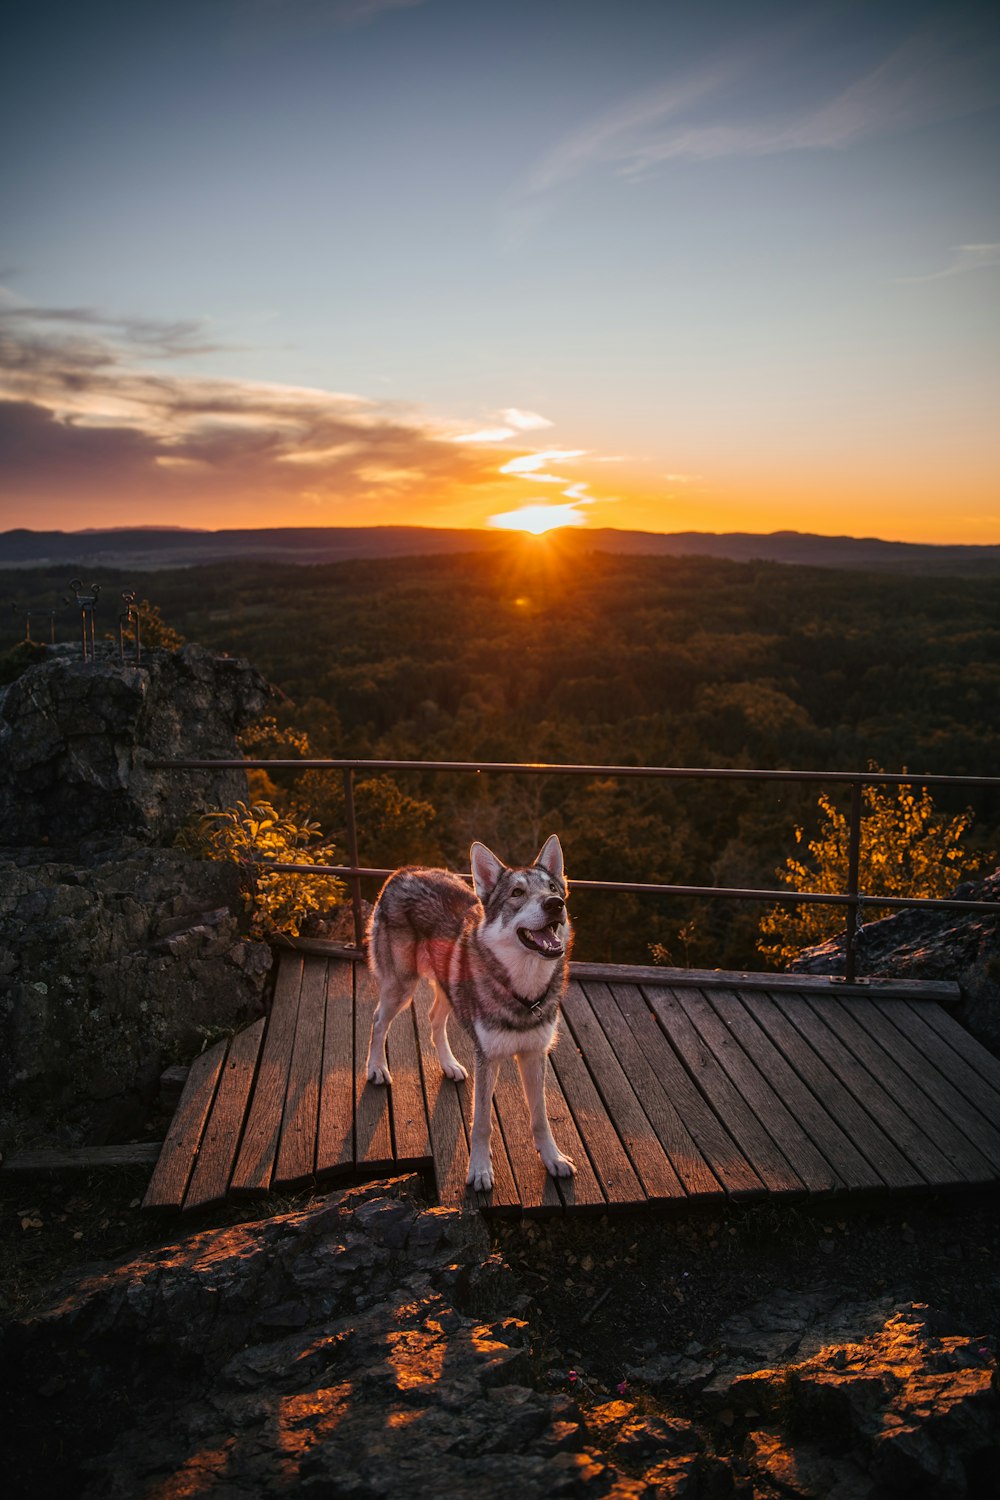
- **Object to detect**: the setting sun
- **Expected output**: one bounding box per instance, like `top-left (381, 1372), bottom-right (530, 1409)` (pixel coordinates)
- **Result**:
top-left (487, 502), bottom-right (588, 535)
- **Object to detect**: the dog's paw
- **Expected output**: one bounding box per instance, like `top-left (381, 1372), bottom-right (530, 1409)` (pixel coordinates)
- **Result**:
top-left (440, 1057), bottom-right (468, 1081)
top-left (367, 1062), bottom-right (392, 1086)
top-left (467, 1156), bottom-right (493, 1191)
top-left (542, 1149), bottom-right (576, 1179)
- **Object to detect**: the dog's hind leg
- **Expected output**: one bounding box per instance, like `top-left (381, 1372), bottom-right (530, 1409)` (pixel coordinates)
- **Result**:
top-left (466, 1047), bottom-right (500, 1191)
top-left (516, 1049), bottom-right (575, 1178)
top-left (366, 969), bottom-right (413, 1086)
top-left (429, 982), bottom-right (468, 1081)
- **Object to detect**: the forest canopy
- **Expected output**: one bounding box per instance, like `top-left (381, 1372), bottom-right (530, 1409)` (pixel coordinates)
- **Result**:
top-left (3, 543), bottom-right (997, 967)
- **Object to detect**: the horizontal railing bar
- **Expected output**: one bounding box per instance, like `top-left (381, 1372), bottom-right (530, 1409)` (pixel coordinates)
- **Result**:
top-left (258, 861), bottom-right (998, 913)
top-left (146, 756), bottom-right (1000, 790)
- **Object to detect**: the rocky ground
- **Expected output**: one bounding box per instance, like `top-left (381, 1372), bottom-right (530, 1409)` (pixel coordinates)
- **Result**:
top-left (2, 1166), bottom-right (998, 1499)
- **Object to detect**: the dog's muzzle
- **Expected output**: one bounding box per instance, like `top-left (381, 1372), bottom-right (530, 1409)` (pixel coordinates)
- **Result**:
top-left (517, 896), bottom-right (567, 959)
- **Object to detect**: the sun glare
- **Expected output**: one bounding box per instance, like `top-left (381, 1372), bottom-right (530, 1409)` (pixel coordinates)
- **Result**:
top-left (487, 502), bottom-right (587, 535)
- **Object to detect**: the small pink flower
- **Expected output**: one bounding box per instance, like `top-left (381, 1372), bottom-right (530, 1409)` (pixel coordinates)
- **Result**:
top-left (568, 1369), bottom-right (578, 1383)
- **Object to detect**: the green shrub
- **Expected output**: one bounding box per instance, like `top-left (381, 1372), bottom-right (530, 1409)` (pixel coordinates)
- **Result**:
top-left (179, 800), bottom-right (345, 939)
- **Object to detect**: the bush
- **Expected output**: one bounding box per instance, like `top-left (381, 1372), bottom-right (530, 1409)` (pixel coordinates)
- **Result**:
top-left (757, 775), bottom-right (976, 966)
top-left (179, 800), bottom-right (345, 939)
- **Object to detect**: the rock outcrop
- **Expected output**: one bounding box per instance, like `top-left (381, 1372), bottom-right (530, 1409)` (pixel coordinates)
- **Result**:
top-left (0, 644), bottom-right (274, 1126)
top-left (0, 840), bottom-right (271, 1117)
top-left (2, 1178), bottom-right (617, 1500)
top-left (0, 642), bottom-right (268, 846)
top-left (792, 870), bottom-right (1000, 1051)
top-left (5, 1179), bottom-right (996, 1499)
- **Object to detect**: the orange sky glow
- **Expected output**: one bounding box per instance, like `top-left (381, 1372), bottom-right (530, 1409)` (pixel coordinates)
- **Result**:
top-left (2, 1), bottom-right (998, 547)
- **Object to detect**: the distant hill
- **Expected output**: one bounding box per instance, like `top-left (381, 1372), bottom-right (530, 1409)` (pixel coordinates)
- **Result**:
top-left (3, 524), bottom-right (1000, 576)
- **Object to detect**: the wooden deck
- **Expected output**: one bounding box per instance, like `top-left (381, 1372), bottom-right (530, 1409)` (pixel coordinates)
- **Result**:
top-left (143, 951), bottom-right (1000, 1215)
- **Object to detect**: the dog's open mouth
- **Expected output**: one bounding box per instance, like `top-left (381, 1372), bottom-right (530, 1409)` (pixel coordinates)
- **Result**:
top-left (517, 923), bottom-right (564, 958)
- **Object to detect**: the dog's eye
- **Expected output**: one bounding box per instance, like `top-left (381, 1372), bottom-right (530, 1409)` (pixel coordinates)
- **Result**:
top-left (511, 886), bottom-right (525, 899)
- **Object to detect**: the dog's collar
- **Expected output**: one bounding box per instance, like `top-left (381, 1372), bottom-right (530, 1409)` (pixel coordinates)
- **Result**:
top-left (513, 989), bottom-right (552, 1016)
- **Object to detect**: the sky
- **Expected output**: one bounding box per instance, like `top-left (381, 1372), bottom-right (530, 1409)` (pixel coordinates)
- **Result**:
top-left (1, 0), bottom-right (998, 543)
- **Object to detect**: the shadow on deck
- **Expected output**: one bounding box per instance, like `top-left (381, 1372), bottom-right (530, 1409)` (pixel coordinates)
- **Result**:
top-left (143, 948), bottom-right (1000, 1216)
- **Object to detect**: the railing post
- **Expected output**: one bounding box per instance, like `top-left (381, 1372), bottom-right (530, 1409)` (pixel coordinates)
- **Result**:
top-left (343, 769), bottom-right (365, 950)
top-left (844, 780), bottom-right (863, 982)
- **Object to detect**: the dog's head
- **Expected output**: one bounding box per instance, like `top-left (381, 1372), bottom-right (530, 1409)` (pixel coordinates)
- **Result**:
top-left (470, 834), bottom-right (571, 963)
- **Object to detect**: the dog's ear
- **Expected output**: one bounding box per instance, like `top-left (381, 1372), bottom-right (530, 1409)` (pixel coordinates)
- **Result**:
top-left (470, 841), bottom-right (506, 901)
top-left (534, 833), bottom-right (565, 884)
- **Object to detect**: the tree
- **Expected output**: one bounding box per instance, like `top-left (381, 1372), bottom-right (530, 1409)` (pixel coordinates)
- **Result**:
top-left (757, 776), bottom-right (976, 967)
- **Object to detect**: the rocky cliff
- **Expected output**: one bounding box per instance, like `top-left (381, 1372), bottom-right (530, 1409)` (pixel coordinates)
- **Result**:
top-left (0, 644), bottom-right (274, 1130)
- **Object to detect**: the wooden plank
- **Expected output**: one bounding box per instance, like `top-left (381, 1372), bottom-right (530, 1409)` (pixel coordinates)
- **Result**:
top-left (704, 984), bottom-right (881, 1194)
top-left (353, 966), bottom-right (395, 1171)
top-left (613, 983), bottom-right (764, 1199)
top-left (838, 998), bottom-right (998, 1180)
top-left (809, 995), bottom-right (993, 1186)
top-left (646, 986), bottom-right (804, 1196)
top-left (386, 1004), bottom-right (433, 1166)
top-left (722, 989), bottom-right (885, 1192)
top-left (583, 981), bottom-right (721, 1200)
top-left (185, 1018), bottom-right (266, 1210)
top-left (749, 991), bottom-right (922, 1191)
top-left (489, 1054), bottom-right (574, 1214)
top-left (412, 985), bottom-right (471, 1206)
top-left (563, 982), bottom-right (685, 1200)
top-left (676, 988), bottom-right (839, 1194)
top-left (273, 959), bottom-right (328, 1187)
top-left (542, 1048), bottom-right (606, 1211)
top-left (230, 954), bottom-right (303, 1195)
top-left (5, 1143), bottom-right (162, 1173)
top-left (143, 1040), bottom-right (227, 1209)
top-left (316, 957), bottom-right (355, 1175)
top-left (549, 1015), bottom-right (644, 1206)
top-left (910, 1000), bottom-right (1000, 1093)
top-left (570, 961), bottom-right (960, 1004)
top-left (869, 1002), bottom-right (1000, 1176)
top-left (447, 1017), bottom-right (520, 1213)
top-left (770, 992), bottom-right (955, 1186)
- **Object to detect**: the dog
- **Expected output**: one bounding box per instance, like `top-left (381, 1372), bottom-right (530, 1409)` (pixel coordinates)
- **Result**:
top-left (365, 834), bottom-right (576, 1191)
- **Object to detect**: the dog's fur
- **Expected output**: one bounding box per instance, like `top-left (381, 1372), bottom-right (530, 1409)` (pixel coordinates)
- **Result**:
top-left (365, 834), bottom-right (575, 1190)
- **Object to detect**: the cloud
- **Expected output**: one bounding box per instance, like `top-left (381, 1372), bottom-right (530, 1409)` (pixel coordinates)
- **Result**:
top-left (450, 407), bottom-right (554, 444)
top-left (499, 448), bottom-right (587, 484)
top-left (0, 303), bottom-right (505, 521)
top-left (897, 243), bottom-right (1000, 284)
top-left (501, 408), bottom-right (554, 432)
top-left (518, 16), bottom-right (1000, 193)
top-left (451, 426), bottom-right (518, 444)
top-left (0, 294), bottom-right (233, 359)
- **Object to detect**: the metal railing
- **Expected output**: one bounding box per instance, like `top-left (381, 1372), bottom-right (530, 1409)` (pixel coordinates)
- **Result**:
top-left (149, 756), bottom-right (1000, 981)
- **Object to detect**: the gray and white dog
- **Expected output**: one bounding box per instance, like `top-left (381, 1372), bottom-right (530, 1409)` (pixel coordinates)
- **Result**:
top-left (365, 834), bottom-right (576, 1191)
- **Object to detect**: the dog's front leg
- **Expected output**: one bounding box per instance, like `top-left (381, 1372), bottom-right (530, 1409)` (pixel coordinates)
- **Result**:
top-left (516, 1049), bottom-right (575, 1178)
top-left (466, 1048), bottom-right (500, 1191)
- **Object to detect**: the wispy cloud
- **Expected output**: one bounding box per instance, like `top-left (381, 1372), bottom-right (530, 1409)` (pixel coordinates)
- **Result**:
top-left (897, 243), bottom-right (1000, 284)
top-left (450, 407), bottom-right (554, 444)
top-left (0, 293), bottom-right (234, 360)
top-left (499, 448), bottom-right (587, 484)
top-left (518, 16), bottom-right (1000, 196)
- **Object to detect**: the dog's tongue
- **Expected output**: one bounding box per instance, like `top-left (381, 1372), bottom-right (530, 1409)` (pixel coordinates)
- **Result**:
top-left (534, 924), bottom-right (561, 952)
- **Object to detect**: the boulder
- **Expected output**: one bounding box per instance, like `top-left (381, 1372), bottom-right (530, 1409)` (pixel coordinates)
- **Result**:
top-left (0, 642), bottom-right (269, 847)
top-left (792, 869), bottom-right (1000, 1052)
